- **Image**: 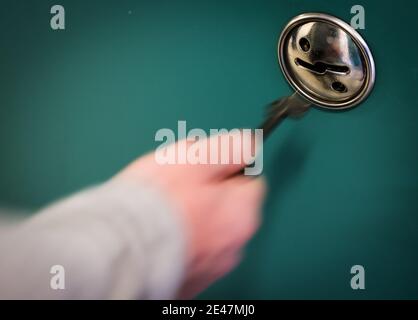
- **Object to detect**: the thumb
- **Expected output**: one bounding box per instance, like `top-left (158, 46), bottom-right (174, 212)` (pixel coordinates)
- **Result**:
top-left (200, 129), bottom-right (262, 180)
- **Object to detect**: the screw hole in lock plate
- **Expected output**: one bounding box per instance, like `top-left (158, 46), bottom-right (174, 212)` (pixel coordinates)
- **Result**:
top-left (332, 81), bottom-right (347, 93)
top-left (299, 37), bottom-right (310, 52)
top-left (278, 13), bottom-right (376, 110)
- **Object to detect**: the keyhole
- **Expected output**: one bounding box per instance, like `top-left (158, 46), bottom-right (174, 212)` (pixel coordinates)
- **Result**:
top-left (295, 58), bottom-right (350, 75)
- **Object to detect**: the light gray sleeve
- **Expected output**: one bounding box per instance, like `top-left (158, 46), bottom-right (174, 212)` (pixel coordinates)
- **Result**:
top-left (0, 179), bottom-right (186, 299)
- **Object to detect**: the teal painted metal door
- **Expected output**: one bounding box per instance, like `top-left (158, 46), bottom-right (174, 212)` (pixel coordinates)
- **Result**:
top-left (0, 0), bottom-right (417, 298)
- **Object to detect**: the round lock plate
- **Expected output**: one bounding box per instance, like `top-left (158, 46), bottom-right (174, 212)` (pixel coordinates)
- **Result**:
top-left (278, 13), bottom-right (376, 110)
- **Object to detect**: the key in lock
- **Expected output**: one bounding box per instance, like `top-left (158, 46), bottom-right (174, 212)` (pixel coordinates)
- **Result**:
top-left (261, 12), bottom-right (376, 138)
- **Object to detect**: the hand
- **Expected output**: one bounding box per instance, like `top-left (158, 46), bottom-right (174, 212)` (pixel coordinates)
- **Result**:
top-left (116, 130), bottom-right (266, 298)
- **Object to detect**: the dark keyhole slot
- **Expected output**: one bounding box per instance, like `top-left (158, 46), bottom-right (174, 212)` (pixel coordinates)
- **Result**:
top-left (299, 37), bottom-right (310, 52)
top-left (327, 65), bottom-right (350, 74)
top-left (296, 58), bottom-right (326, 73)
top-left (295, 58), bottom-right (350, 75)
top-left (331, 81), bottom-right (347, 93)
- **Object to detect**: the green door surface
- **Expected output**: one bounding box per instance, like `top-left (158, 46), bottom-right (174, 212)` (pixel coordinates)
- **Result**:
top-left (1, 0), bottom-right (417, 299)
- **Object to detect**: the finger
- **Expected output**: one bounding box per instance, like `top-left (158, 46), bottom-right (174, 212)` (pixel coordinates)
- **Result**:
top-left (117, 137), bottom-right (200, 182)
top-left (118, 129), bottom-right (262, 183)
top-left (181, 129), bottom-right (262, 181)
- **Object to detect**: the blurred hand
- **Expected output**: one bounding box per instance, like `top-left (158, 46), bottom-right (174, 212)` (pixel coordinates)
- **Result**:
top-left (116, 130), bottom-right (266, 298)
